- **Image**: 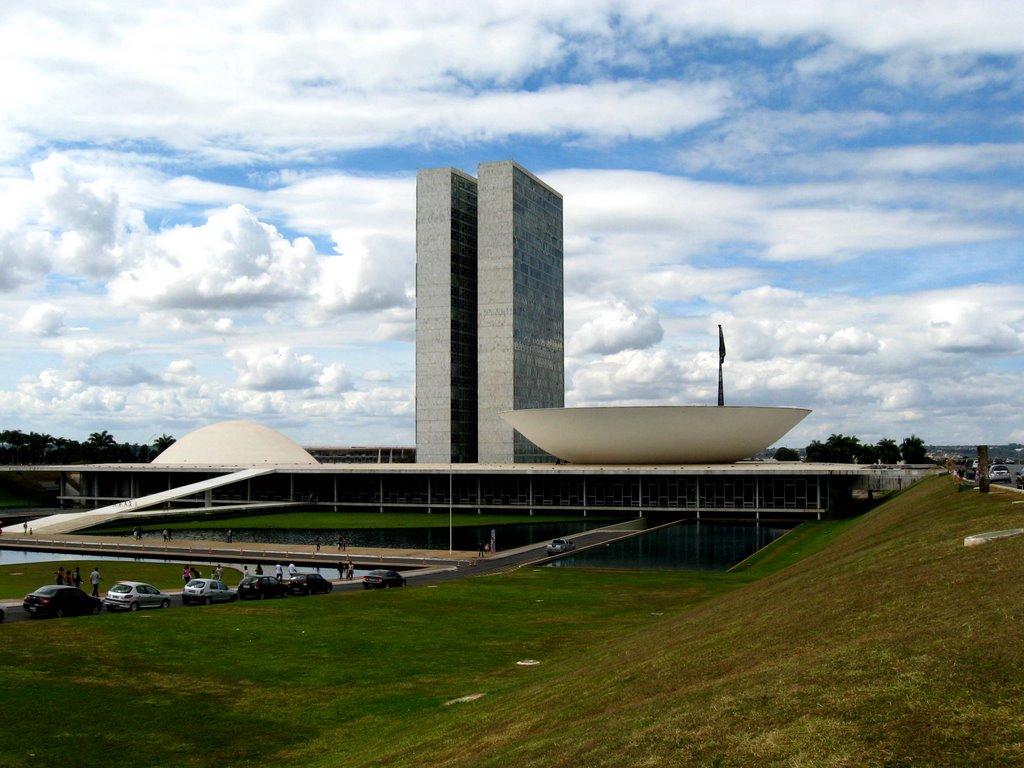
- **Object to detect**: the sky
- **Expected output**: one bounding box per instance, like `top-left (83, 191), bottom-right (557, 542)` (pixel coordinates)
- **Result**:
top-left (1, 1), bottom-right (1022, 452)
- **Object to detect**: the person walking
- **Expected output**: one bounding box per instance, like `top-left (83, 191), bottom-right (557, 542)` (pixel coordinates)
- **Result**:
top-left (226, 529), bottom-right (233, 544)
top-left (346, 558), bottom-right (354, 581)
top-left (315, 535), bottom-right (321, 552)
top-left (182, 566), bottom-right (192, 586)
top-left (55, 566), bottom-right (65, 585)
top-left (89, 567), bottom-right (102, 597)
top-left (72, 566), bottom-right (82, 588)
top-left (288, 563), bottom-right (298, 578)
top-left (274, 563), bottom-right (283, 580)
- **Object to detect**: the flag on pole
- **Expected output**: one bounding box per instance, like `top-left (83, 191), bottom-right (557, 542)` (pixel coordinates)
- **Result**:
top-left (717, 325), bottom-right (726, 407)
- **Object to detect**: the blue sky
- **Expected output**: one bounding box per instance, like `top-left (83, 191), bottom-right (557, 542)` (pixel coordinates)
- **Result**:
top-left (1, 1), bottom-right (1022, 451)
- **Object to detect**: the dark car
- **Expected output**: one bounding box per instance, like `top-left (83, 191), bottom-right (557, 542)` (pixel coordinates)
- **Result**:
top-left (286, 573), bottom-right (334, 596)
top-left (23, 585), bottom-right (102, 618)
top-left (237, 575), bottom-right (289, 599)
top-left (0, 606), bottom-right (5, 623)
top-left (362, 569), bottom-right (406, 589)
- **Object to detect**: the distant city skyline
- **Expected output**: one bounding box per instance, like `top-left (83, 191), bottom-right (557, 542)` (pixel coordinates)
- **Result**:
top-left (0, 2), bottom-right (1021, 449)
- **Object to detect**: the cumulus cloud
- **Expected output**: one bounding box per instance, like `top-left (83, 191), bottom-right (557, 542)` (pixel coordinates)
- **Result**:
top-left (18, 303), bottom-right (66, 337)
top-left (228, 347), bottom-right (322, 391)
top-left (109, 204), bottom-right (319, 310)
top-left (568, 298), bottom-right (663, 355)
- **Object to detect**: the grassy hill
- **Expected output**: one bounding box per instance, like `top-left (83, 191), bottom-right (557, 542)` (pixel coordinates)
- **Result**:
top-left (403, 476), bottom-right (1024, 768)
top-left (2, 476), bottom-right (1022, 767)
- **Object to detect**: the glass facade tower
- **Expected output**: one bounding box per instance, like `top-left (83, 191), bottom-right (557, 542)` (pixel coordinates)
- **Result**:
top-left (416, 161), bottom-right (563, 464)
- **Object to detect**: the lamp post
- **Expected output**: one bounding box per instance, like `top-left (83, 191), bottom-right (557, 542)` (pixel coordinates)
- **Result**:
top-left (448, 461), bottom-right (453, 553)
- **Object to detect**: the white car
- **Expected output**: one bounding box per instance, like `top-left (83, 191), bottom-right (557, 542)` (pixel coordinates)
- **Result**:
top-left (989, 464), bottom-right (1011, 483)
top-left (104, 581), bottom-right (171, 612)
top-left (546, 538), bottom-right (576, 555)
top-left (182, 578), bottom-right (238, 605)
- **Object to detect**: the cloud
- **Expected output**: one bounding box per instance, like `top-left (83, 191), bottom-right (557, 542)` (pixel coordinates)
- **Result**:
top-left (228, 346), bottom-right (322, 391)
top-left (108, 204), bottom-right (320, 310)
top-left (17, 303), bottom-right (66, 337)
top-left (568, 298), bottom-right (663, 355)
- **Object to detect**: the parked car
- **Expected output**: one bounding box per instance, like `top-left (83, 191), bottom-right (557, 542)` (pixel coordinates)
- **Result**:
top-left (362, 569), bottom-right (406, 589)
top-left (989, 464), bottom-right (1011, 483)
top-left (286, 573), bottom-right (334, 596)
top-left (23, 585), bottom-right (102, 618)
top-left (104, 581), bottom-right (171, 612)
top-left (1015, 467), bottom-right (1024, 489)
top-left (546, 538), bottom-right (576, 554)
top-left (0, 606), bottom-right (5, 623)
top-left (182, 578), bottom-right (238, 605)
top-left (237, 575), bottom-right (289, 599)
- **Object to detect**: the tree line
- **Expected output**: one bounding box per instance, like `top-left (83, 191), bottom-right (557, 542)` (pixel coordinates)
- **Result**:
top-left (773, 434), bottom-right (930, 464)
top-left (0, 429), bottom-right (176, 465)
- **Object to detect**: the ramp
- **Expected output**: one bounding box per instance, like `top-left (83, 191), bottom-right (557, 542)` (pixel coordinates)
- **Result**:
top-left (28, 467), bottom-right (278, 534)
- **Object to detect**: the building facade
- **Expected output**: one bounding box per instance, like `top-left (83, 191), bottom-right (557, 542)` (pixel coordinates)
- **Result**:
top-left (416, 161), bottom-right (564, 464)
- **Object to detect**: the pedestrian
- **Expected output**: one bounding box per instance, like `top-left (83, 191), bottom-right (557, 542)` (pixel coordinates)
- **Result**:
top-left (55, 566), bottom-right (65, 585)
top-left (162, 529), bottom-right (168, 542)
top-left (72, 566), bottom-right (82, 588)
top-left (315, 535), bottom-right (321, 552)
top-left (478, 540), bottom-right (485, 558)
top-left (346, 558), bottom-right (354, 581)
top-left (89, 566), bottom-right (102, 597)
top-left (274, 563), bottom-right (283, 580)
top-left (336, 533), bottom-right (343, 551)
top-left (182, 566), bottom-right (192, 586)
top-left (190, 566), bottom-right (200, 580)
top-left (338, 562), bottom-right (346, 579)
top-left (255, 563), bottom-right (263, 575)
top-left (226, 529), bottom-right (233, 544)
top-left (243, 565), bottom-right (251, 578)
top-left (23, 521), bottom-right (28, 534)
top-left (288, 562), bottom-right (298, 578)
top-left (213, 564), bottom-right (223, 580)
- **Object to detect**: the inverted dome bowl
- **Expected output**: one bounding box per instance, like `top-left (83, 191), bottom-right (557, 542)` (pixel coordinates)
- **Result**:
top-left (500, 406), bottom-right (810, 464)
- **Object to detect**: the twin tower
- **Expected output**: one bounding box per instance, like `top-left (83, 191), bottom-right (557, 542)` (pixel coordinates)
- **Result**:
top-left (416, 161), bottom-right (564, 464)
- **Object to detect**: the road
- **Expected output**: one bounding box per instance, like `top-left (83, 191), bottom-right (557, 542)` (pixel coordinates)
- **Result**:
top-left (0, 523), bottom-right (646, 624)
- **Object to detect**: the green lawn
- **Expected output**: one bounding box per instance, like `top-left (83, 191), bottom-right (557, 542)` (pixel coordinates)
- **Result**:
top-left (3, 477), bottom-right (1023, 767)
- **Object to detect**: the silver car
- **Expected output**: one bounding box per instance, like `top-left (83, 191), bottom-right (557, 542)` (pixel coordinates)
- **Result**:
top-left (182, 578), bottom-right (238, 605)
top-left (546, 538), bottom-right (575, 554)
top-left (989, 464), bottom-right (1011, 483)
top-left (104, 581), bottom-right (171, 612)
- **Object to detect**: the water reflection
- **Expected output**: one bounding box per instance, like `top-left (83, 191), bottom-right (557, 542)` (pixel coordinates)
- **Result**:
top-left (551, 522), bottom-right (789, 572)
top-left (127, 519), bottom-right (615, 552)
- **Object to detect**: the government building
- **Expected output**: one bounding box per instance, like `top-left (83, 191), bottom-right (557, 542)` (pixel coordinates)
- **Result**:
top-left (416, 161), bottom-right (563, 464)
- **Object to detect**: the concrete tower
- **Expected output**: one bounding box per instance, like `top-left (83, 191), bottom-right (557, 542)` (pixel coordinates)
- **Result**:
top-left (415, 160), bottom-right (563, 464)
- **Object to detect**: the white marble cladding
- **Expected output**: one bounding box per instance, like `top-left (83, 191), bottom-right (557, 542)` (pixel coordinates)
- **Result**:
top-left (477, 161), bottom-right (564, 464)
top-left (415, 168), bottom-right (457, 464)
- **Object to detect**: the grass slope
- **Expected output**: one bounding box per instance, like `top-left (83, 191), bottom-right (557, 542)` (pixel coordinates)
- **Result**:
top-left (1, 477), bottom-right (1022, 767)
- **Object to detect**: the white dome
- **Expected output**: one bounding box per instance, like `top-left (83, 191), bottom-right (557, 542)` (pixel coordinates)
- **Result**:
top-left (501, 406), bottom-right (810, 464)
top-left (152, 420), bottom-right (318, 466)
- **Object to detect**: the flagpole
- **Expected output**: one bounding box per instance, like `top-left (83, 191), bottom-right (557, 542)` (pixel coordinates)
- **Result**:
top-left (717, 324), bottom-right (726, 407)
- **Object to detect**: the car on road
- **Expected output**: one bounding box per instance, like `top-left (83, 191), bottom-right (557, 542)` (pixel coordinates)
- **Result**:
top-left (237, 575), bottom-right (289, 599)
top-left (104, 581), bottom-right (171, 611)
top-left (182, 578), bottom-right (238, 605)
top-left (23, 585), bottom-right (102, 618)
top-left (546, 538), bottom-right (576, 555)
top-left (362, 569), bottom-right (406, 589)
top-left (989, 464), bottom-right (1011, 483)
top-left (286, 573), bottom-right (334, 596)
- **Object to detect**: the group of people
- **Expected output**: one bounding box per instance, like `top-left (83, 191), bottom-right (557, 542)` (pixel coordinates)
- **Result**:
top-left (54, 565), bottom-right (104, 596)
top-left (338, 559), bottom-right (355, 580)
top-left (181, 565), bottom-right (202, 585)
top-left (54, 565), bottom-right (83, 588)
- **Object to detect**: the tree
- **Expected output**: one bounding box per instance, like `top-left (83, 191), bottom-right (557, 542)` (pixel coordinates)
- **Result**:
top-left (773, 447), bottom-right (801, 461)
top-left (876, 438), bottom-right (901, 464)
top-left (900, 435), bottom-right (929, 464)
top-left (153, 434), bottom-right (176, 453)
